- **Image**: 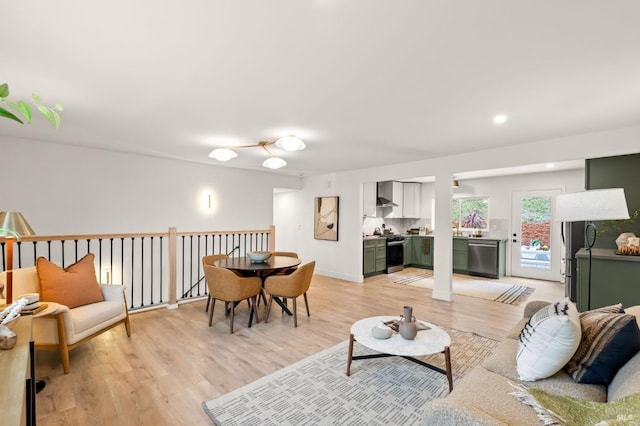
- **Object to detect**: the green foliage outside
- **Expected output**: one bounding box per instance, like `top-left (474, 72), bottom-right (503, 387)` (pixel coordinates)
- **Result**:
top-left (0, 82), bottom-right (63, 128)
top-left (521, 197), bottom-right (551, 223)
top-left (452, 198), bottom-right (488, 229)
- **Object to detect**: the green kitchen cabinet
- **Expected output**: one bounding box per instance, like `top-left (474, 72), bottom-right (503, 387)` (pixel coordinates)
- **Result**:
top-left (452, 238), bottom-right (468, 274)
top-left (576, 248), bottom-right (640, 311)
top-left (404, 236), bottom-right (433, 269)
top-left (363, 238), bottom-right (387, 276)
top-left (404, 238), bottom-right (413, 265)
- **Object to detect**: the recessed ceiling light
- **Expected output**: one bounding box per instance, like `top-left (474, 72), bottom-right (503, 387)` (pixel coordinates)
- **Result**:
top-left (493, 114), bottom-right (508, 125)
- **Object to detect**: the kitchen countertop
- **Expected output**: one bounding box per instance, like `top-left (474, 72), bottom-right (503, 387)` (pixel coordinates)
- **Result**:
top-left (452, 236), bottom-right (507, 242)
top-left (363, 234), bottom-right (506, 242)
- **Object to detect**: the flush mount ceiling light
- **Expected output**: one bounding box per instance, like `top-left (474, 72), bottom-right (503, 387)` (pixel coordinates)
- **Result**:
top-left (493, 114), bottom-right (508, 125)
top-left (208, 135), bottom-right (305, 170)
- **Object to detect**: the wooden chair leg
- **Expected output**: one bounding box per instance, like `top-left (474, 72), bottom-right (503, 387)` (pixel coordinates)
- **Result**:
top-left (265, 295), bottom-right (274, 323)
top-left (123, 292), bottom-right (132, 337)
top-left (55, 313), bottom-right (70, 374)
top-left (293, 298), bottom-right (298, 328)
top-left (251, 296), bottom-right (260, 324)
top-left (124, 313), bottom-right (132, 337)
top-left (205, 295), bottom-right (211, 312)
top-left (230, 304), bottom-right (235, 334)
top-left (303, 293), bottom-right (310, 317)
top-left (259, 288), bottom-right (268, 306)
top-left (208, 299), bottom-right (215, 326)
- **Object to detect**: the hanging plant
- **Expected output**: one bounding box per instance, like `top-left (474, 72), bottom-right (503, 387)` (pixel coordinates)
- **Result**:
top-left (0, 82), bottom-right (63, 128)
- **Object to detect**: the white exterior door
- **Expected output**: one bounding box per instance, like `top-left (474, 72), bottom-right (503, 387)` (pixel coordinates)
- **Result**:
top-left (510, 190), bottom-right (562, 281)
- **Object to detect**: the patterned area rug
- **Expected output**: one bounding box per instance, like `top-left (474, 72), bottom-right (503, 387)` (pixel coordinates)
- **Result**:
top-left (392, 271), bottom-right (534, 305)
top-left (202, 328), bottom-right (498, 425)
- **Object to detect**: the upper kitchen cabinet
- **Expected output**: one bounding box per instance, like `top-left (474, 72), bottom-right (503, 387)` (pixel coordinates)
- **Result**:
top-left (363, 182), bottom-right (378, 217)
top-left (403, 182), bottom-right (422, 218)
top-left (378, 181), bottom-right (404, 218)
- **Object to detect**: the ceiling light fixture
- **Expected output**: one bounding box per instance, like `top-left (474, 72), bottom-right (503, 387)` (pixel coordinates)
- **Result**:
top-left (493, 114), bottom-right (508, 124)
top-left (208, 135), bottom-right (305, 170)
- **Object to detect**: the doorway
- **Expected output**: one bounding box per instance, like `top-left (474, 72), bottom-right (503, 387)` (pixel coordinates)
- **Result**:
top-left (510, 190), bottom-right (561, 281)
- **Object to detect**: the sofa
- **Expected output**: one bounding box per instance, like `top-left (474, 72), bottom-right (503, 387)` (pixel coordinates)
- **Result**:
top-left (423, 300), bottom-right (640, 425)
top-left (0, 259), bottom-right (130, 374)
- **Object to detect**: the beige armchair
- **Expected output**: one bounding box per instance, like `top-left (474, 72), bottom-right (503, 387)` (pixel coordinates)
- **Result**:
top-left (0, 266), bottom-right (131, 374)
top-left (264, 261), bottom-right (315, 327)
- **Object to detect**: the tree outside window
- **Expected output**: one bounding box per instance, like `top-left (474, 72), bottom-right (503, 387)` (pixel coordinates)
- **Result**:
top-left (452, 198), bottom-right (489, 230)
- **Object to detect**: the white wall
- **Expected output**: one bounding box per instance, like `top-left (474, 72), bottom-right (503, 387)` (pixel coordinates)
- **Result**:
top-left (5, 125), bottom-right (640, 301)
top-left (274, 125), bottom-right (640, 300)
top-left (2, 137), bottom-right (301, 234)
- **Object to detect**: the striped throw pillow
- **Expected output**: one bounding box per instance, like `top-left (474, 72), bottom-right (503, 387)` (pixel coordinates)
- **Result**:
top-left (516, 298), bottom-right (582, 381)
top-left (565, 310), bottom-right (640, 384)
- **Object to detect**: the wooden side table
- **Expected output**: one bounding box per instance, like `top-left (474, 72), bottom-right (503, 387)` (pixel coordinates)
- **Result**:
top-left (0, 316), bottom-right (36, 426)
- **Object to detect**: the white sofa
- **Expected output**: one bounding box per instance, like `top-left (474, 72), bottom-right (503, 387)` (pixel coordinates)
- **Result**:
top-left (422, 301), bottom-right (640, 425)
top-left (1, 266), bottom-right (130, 374)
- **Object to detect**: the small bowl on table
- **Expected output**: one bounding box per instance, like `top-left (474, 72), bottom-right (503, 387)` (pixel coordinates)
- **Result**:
top-left (247, 251), bottom-right (272, 263)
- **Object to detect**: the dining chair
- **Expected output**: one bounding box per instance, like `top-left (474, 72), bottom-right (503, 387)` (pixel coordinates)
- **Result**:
top-left (270, 251), bottom-right (299, 277)
top-left (202, 254), bottom-right (229, 313)
top-left (271, 251), bottom-right (299, 258)
top-left (264, 261), bottom-right (315, 328)
top-left (203, 265), bottom-right (262, 333)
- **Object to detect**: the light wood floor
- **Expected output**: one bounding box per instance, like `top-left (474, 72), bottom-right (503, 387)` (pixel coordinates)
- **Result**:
top-left (34, 269), bottom-right (563, 425)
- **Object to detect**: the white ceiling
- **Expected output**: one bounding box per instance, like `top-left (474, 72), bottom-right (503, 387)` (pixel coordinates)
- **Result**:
top-left (2, 1), bottom-right (640, 178)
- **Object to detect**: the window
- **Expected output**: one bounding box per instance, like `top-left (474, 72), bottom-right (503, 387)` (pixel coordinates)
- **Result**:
top-left (452, 198), bottom-right (489, 230)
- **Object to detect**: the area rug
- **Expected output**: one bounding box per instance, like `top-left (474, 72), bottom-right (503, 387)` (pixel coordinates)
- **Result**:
top-left (202, 327), bottom-right (498, 426)
top-left (393, 272), bottom-right (534, 305)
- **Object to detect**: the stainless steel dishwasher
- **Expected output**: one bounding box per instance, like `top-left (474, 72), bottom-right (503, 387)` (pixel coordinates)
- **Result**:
top-left (467, 240), bottom-right (499, 279)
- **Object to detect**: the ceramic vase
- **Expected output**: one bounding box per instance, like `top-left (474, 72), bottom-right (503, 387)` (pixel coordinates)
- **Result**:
top-left (399, 305), bottom-right (418, 340)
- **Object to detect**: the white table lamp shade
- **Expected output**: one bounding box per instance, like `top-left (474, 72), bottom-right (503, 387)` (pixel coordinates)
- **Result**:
top-left (554, 188), bottom-right (630, 222)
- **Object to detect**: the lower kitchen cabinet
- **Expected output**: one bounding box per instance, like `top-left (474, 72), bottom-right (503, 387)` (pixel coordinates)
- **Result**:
top-left (452, 238), bottom-right (469, 274)
top-left (576, 248), bottom-right (640, 311)
top-left (363, 238), bottom-right (386, 276)
top-left (405, 236), bottom-right (433, 269)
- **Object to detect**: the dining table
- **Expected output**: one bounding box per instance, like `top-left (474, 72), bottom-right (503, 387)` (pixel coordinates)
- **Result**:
top-left (214, 255), bottom-right (302, 324)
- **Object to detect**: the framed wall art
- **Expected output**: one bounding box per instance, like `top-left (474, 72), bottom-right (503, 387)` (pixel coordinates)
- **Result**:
top-left (314, 196), bottom-right (339, 241)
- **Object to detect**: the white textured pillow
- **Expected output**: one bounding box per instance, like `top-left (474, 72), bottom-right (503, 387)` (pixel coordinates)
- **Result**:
top-left (516, 298), bottom-right (581, 381)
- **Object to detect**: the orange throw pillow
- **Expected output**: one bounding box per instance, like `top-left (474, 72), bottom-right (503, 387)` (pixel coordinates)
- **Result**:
top-left (37, 253), bottom-right (105, 309)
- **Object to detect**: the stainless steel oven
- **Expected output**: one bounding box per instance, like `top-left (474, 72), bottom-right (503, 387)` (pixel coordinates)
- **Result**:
top-left (385, 235), bottom-right (405, 273)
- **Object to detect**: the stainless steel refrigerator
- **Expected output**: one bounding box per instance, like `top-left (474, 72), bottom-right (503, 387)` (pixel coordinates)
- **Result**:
top-left (562, 221), bottom-right (585, 302)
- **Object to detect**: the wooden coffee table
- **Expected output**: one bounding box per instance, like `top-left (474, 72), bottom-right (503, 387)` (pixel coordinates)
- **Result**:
top-left (346, 315), bottom-right (453, 391)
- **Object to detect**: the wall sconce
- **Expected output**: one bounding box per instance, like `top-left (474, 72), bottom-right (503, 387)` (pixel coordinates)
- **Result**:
top-left (208, 135), bottom-right (305, 170)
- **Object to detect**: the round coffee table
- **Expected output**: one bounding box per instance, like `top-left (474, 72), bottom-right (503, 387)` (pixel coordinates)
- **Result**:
top-left (346, 316), bottom-right (453, 392)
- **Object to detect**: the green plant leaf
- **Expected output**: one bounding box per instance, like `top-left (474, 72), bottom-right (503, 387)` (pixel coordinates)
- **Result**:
top-left (52, 110), bottom-right (61, 129)
top-left (37, 104), bottom-right (56, 127)
top-left (55, 103), bottom-right (64, 111)
top-left (15, 100), bottom-right (33, 122)
top-left (0, 106), bottom-right (25, 123)
top-left (0, 83), bottom-right (9, 98)
top-left (32, 93), bottom-right (42, 102)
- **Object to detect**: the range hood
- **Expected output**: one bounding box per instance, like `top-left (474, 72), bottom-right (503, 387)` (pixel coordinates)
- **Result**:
top-left (376, 196), bottom-right (398, 207)
top-left (376, 182), bottom-right (399, 207)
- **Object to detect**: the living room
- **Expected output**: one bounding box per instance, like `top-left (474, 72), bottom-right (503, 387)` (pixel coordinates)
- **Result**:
top-left (3, 2), bottom-right (640, 425)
